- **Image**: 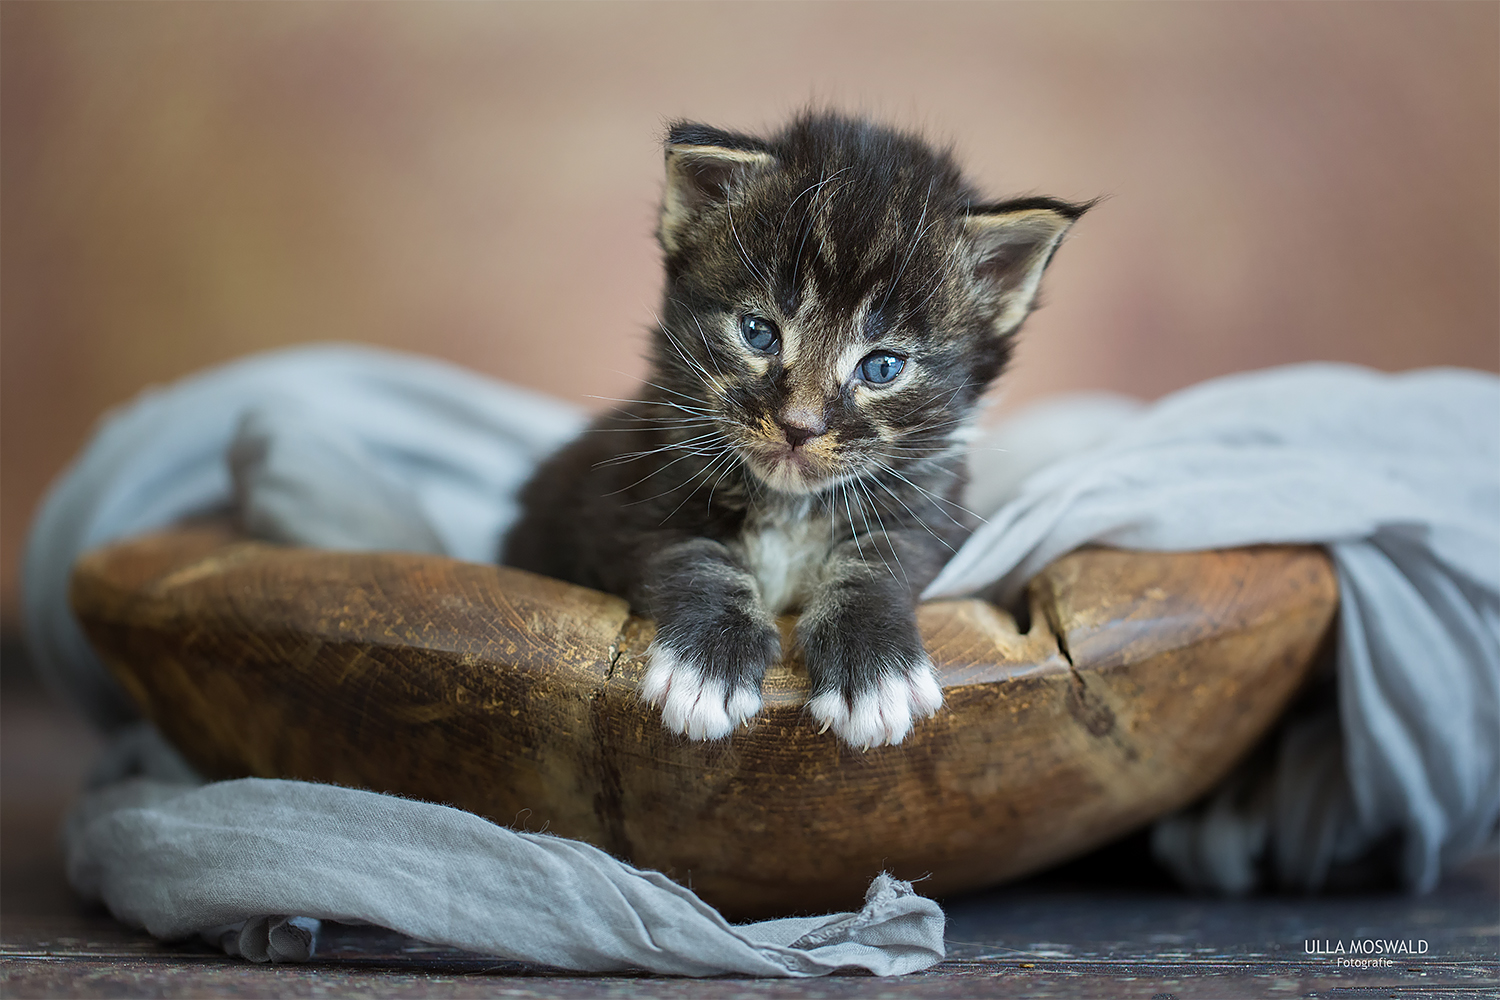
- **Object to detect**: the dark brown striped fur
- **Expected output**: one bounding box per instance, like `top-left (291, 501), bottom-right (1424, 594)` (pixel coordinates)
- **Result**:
top-left (505, 112), bottom-right (1087, 748)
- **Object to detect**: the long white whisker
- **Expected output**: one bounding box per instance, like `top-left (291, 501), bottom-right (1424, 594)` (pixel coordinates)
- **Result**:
top-left (636, 377), bottom-right (718, 408)
top-left (839, 482), bottom-right (870, 568)
top-left (679, 307), bottom-right (728, 380)
top-left (588, 419), bottom-right (719, 432)
top-left (873, 459), bottom-right (986, 526)
top-left (598, 440), bottom-right (722, 466)
top-left (706, 447), bottom-right (740, 512)
top-left (852, 476), bottom-right (903, 584)
top-left (586, 394), bottom-right (715, 418)
top-left (653, 312), bottom-right (728, 397)
top-left (660, 446), bottom-right (739, 523)
top-left (606, 447), bottom-right (723, 496)
top-left (593, 431), bottom-right (725, 468)
top-left (893, 380), bottom-right (987, 423)
top-left (619, 444), bottom-right (735, 508)
top-left (865, 471), bottom-right (958, 554)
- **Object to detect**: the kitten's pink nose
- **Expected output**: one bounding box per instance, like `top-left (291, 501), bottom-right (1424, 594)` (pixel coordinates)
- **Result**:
top-left (777, 405), bottom-right (827, 448)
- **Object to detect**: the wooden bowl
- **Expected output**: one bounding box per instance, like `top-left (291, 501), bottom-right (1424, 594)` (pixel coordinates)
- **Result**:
top-left (71, 525), bottom-right (1336, 918)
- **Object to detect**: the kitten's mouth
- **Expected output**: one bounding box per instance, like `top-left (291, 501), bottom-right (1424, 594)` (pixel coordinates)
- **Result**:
top-left (741, 441), bottom-right (842, 495)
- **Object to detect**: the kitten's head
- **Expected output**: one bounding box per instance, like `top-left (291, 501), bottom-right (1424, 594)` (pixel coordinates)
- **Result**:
top-left (651, 112), bottom-right (1088, 496)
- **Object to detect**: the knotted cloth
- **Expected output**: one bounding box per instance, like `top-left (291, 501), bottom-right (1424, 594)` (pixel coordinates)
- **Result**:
top-left (23, 344), bottom-right (1499, 968)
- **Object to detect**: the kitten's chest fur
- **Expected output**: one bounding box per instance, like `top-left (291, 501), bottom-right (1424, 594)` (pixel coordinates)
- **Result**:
top-left (732, 497), bottom-right (830, 615)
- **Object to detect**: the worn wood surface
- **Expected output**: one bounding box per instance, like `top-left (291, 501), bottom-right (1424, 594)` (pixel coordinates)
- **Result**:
top-left (70, 527), bottom-right (1337, 918)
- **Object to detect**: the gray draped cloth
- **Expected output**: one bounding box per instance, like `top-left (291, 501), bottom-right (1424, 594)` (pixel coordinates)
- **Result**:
top-left (23, 345), bottom-right (1499, 968)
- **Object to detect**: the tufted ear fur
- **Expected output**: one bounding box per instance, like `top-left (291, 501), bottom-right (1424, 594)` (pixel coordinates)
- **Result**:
top-left (964, 197), bottom-right (1090, 336)
top-left (659, 122), bottom-right (774, 253)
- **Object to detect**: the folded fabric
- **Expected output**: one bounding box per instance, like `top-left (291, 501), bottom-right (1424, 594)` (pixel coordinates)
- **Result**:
top-left (23, 344), bottom-right (1499, 970)
top-left (24, 345), bottom-right (584, 731)
top-left (932, 364), bottom-right (1500, 893)
top-left (68, 748), bottom-right (941, 975)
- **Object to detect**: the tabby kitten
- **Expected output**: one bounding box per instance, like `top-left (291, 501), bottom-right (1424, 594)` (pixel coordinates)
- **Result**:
top-left (505, 113), bottom-right (1085, 748)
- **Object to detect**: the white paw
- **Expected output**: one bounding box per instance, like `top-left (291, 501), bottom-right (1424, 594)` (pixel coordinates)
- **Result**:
top-left (806, 659), bottom-right (943, 749)
top-left (640, 643), bottom-right (762, 740)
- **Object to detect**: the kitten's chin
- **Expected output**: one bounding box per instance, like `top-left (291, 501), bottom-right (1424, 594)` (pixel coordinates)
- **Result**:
top-left (742, 450), bottom-right (837, 496)
top-left (752, 465), bottom-right (823, 496)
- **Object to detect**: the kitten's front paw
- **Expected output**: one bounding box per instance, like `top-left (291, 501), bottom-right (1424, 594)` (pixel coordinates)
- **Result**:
top-left (806, 658), bottom-right (943, 749)
top-left (640, 643), bottom-right (763, 740)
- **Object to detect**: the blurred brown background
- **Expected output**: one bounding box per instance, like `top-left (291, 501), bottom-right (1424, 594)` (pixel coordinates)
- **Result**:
top-left (3, 1), bottom-right (1496, 627)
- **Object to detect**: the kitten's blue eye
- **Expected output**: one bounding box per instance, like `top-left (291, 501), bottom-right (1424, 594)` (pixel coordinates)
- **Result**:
top-left (858, 352), bottom-right (905, 384)
top-left (740, 314), bottom-right (781, 354)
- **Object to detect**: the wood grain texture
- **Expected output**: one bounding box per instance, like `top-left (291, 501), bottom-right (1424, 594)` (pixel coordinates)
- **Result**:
top-left (70, 526), bottom-right (1337, 917)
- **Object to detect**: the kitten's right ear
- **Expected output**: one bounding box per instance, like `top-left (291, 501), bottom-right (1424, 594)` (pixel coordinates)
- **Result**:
top-left (964, 197), bottom-right (1091, 337)
top-left (659, 122), bottom-right (774, 252)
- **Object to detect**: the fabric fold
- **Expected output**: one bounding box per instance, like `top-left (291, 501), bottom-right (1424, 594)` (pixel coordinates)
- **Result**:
top-left (934, 365), bottom-right (1499, 893)
top-left (64, 774), bottom-right (943, 976)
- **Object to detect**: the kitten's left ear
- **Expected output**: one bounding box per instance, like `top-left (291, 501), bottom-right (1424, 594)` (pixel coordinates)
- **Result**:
top-left (964, 197), bottom-right (1091, 336)
top-left (659, 122), bottom-right (774, 253)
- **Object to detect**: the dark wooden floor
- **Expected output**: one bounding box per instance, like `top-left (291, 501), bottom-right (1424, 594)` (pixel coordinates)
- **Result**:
top-left (3, 640), bottom-right (1495, 998)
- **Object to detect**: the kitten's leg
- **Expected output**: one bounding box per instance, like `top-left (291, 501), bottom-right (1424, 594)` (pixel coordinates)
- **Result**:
top-left (637, 538), bottom-right (780, 739)
top-left (798, 539), bottom-right (943, 749)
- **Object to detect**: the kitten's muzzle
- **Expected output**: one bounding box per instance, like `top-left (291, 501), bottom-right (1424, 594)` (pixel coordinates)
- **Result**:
top-left (776, 407), bottom-right (828, 449)
top-left (739, 429), bottom-right (840, 495)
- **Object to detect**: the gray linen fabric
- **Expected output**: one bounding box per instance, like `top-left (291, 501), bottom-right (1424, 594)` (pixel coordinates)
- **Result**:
top-left (22, 345), bottom-right (1499, 966)
top-left (932, 365), bottom-right (1500, 893)
top-left (24, 345), bottom-right (583, 731)
top-left (67, 769), bottom-right (941, 975)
